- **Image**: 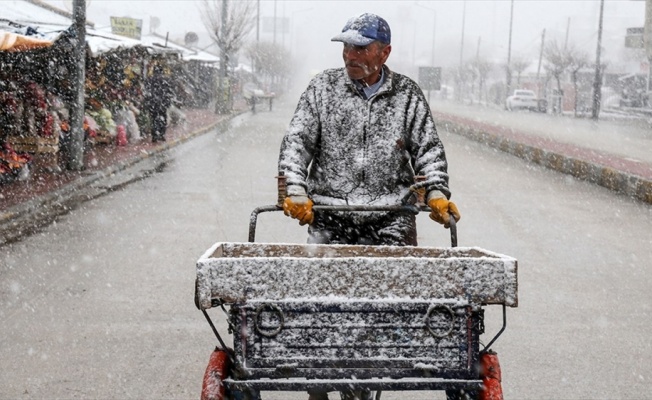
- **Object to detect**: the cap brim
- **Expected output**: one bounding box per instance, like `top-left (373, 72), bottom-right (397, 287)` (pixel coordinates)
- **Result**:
top-left (330, 30), bottom-right (375, 46)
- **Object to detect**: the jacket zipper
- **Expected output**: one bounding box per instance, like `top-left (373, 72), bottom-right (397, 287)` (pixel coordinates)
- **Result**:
top-left (361, 101), bottom-right (373, 182)
top-left (358, 77), bottom-right (389, 184)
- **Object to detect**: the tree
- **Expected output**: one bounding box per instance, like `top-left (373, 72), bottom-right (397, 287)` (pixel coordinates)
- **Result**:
top-left (469, 59), bottom-right (492, 103)
top-left (477, 60), bottom-right (493, 104)
top-left (567, 46), bottom-right (590, 117)
top-left (511, 57), bottom-right (530, 87)
top-left (543, 39), bottom-right (572, 113)
top-left (201, 0), bottom-right (256, 113)
top-left (245, 41), bottom-right (292, 92)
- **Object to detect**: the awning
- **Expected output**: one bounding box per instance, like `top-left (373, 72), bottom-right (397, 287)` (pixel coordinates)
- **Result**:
top-left (0, 31), bottom-right (53, 51)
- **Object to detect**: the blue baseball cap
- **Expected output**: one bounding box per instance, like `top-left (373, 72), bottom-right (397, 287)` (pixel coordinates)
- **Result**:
top-left (331, 13), bottom-right (391, 46)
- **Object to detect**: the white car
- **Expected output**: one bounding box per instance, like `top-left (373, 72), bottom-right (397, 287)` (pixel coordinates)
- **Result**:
top-left (506, 90), bottom-right (539, 111)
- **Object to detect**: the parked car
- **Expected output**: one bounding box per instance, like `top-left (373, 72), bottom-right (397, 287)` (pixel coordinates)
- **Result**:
top-left (506, 89), bottom-right (541, 111)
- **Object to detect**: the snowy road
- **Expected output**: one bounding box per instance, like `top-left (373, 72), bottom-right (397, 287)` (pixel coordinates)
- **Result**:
top-left (1, 97), bottom-right (651, 399)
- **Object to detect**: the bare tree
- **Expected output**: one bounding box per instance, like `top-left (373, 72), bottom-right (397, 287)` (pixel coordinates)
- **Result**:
top-left (201, 0), bottom-right (256, 113)
top-left (511, 57), bottom-right (530, 87)
top-left (466, 64), bottom-right (478, 104)
top-left (470, 58), bottom-right (493, 103)
top-left (543, 39), bottom-right (572, 113)
top-left (245, 41), bottom-right (292, 92)
top-left (567, 46), bottom-right (590, 117)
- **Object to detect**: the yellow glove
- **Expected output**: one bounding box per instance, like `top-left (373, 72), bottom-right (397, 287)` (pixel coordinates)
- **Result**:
top-left (283, 195), bottom-right (314, 226)
top-left (428, 197), bottom-right (461, 228)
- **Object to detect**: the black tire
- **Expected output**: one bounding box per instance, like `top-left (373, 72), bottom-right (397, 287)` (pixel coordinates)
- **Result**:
top-left (445, 389), bottom-right (479, 400)
top-left (228, 389), bottom-right (261, 400)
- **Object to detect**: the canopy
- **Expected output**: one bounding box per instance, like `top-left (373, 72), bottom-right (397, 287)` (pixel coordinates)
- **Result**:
top-left (0, 31), bottom-right (53, 52)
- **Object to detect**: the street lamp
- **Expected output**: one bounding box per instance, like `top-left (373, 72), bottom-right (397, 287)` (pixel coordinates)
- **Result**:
top-left (414, 1), bottom-right (436, 67)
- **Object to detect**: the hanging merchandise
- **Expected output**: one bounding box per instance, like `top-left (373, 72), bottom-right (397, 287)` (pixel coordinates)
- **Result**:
top-left (4, 81), bottom-right (62, 171)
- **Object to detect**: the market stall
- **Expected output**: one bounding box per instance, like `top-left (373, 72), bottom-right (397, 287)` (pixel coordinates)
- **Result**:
top-left (0, 30), bottom-right (59, 179)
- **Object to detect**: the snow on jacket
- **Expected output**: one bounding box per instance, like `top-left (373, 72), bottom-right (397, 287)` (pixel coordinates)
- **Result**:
top-left (278, 66), bottom-right (450, 207)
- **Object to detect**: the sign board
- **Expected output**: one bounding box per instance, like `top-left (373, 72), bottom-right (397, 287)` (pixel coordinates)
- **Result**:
top-left (262, 17), bottom-right (289, 34)
top-left (627, 27), bottom-right (644, 36)
top-left (110, 17), bottom-right (143, 40)
top-left (418, 67), bottom-right (441, 91)
top-left (625, 27), bottom-right (644, 49)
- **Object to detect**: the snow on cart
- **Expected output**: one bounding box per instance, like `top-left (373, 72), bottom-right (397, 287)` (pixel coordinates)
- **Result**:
top-left (195, 206), bottom-right (518, 400)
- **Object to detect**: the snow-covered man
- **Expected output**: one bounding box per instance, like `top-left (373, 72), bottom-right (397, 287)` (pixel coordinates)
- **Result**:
top-left (279, 13), bottom-right (460, 249)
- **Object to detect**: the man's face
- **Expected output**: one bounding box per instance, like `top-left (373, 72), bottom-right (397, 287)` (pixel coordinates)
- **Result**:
top-left (342, 42), bottom-right (391, 82)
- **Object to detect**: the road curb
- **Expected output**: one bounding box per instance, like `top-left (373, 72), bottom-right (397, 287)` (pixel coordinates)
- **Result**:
top-left (436, 114), bottom-right (652, 205)
top-left (0, 111), bottom-right (244, 245)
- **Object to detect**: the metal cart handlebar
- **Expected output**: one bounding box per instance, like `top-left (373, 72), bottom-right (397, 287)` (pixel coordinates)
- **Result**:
top-left (248, 203), bottom-right (457, 247)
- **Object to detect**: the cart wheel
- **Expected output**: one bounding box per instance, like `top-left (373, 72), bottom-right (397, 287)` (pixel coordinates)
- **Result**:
top-left (201, 347), bottom-right (230, 400)
top-left (445, 389), bottom-right (478, 400)
top-left (227, 390), bottom-right (261, 400)
top-left (479, 350), bottom-right (503, 400)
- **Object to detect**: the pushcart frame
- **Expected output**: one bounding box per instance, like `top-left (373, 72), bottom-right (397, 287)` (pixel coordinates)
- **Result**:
top-left (197, 203), bottom-right (510, 399)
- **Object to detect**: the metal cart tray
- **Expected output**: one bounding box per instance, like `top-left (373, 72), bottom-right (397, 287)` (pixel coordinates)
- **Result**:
top-left (195, 242), bottom-right (518, 309)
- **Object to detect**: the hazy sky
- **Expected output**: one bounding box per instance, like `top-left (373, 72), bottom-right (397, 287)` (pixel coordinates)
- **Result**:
top-left (48, 0), bottom-right (646, 80)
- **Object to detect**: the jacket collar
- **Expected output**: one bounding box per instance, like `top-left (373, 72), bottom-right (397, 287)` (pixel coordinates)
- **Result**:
top-left (344, 65), bottom-right (394, 99)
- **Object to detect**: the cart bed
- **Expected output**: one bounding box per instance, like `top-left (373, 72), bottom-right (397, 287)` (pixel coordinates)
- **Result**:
top-left (231, 299), bottom-right (483, 382)
top-left (195, 242), bottom-right (518, 309)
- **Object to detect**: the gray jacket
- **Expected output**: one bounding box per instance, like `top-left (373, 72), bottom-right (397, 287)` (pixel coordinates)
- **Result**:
top-left (278, 66), bottom-right (450, 206)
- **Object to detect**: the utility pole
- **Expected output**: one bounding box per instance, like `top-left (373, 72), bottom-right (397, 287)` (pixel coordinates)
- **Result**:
top-left (430, 10), bottom-right (436, 67)
top-left (273, 0), bottom-right (277, 45)
top-left (415, 2), bottom-right (436, 67)
top-left (645, 0), bottom-right (652, 98)
top-left (536, 28), bottom-right (546, 97)
top-left (412, 23), bottom-right (417, 69)
top-left (564, 17), bottom-right (571, 50)
top-left (459, 0), bottom-right (466, 68)
top-left (216, 0), bottom-right (228, 114)
top-left (253, 0), bottom-right (259, 75)
top-left (591, 0), bottom-right (605, 120)
top-left (281, 0), bottom-right (286, 48)
top-left (457, 0), bottom-right (466, 101)
top-left (64, 0), bottom-right (86, 170)
top-left (476, 36), bottom-right (481, 59)
top-left (505, 0), bottom-right (514, 101)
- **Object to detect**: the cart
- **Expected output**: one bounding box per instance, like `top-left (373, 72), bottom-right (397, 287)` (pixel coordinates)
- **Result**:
top-left (195, 189), bottom-right (518, 400)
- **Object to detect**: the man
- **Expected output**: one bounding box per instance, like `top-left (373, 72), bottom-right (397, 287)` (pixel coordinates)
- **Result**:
top-left (145, 64), bottom-right (174, 143)
top-left (278, 13), bottom-right (460, 399)
top-left (279, 13), bottom-right (460, 247)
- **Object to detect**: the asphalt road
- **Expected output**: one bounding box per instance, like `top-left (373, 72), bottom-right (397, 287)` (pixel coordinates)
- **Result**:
top-left (1, 98), bottom-right (651, 399)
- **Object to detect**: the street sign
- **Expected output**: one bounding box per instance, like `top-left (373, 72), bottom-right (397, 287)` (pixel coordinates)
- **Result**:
top-left (418, 67), bottom-right (441, 91)
top-left (110, 17), bottom-right (142, 40)
top-left (625, 27), bottom-right (644, 48)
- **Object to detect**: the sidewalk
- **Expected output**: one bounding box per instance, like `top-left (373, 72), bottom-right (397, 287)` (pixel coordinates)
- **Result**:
top-left (0, 107), bottom-right (243, 244)
top-left (431, 99), bottom-right (652, 205)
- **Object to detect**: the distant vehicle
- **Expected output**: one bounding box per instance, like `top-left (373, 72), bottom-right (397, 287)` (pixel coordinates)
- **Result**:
top-left (506, 89), bottom-right (542, 111)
